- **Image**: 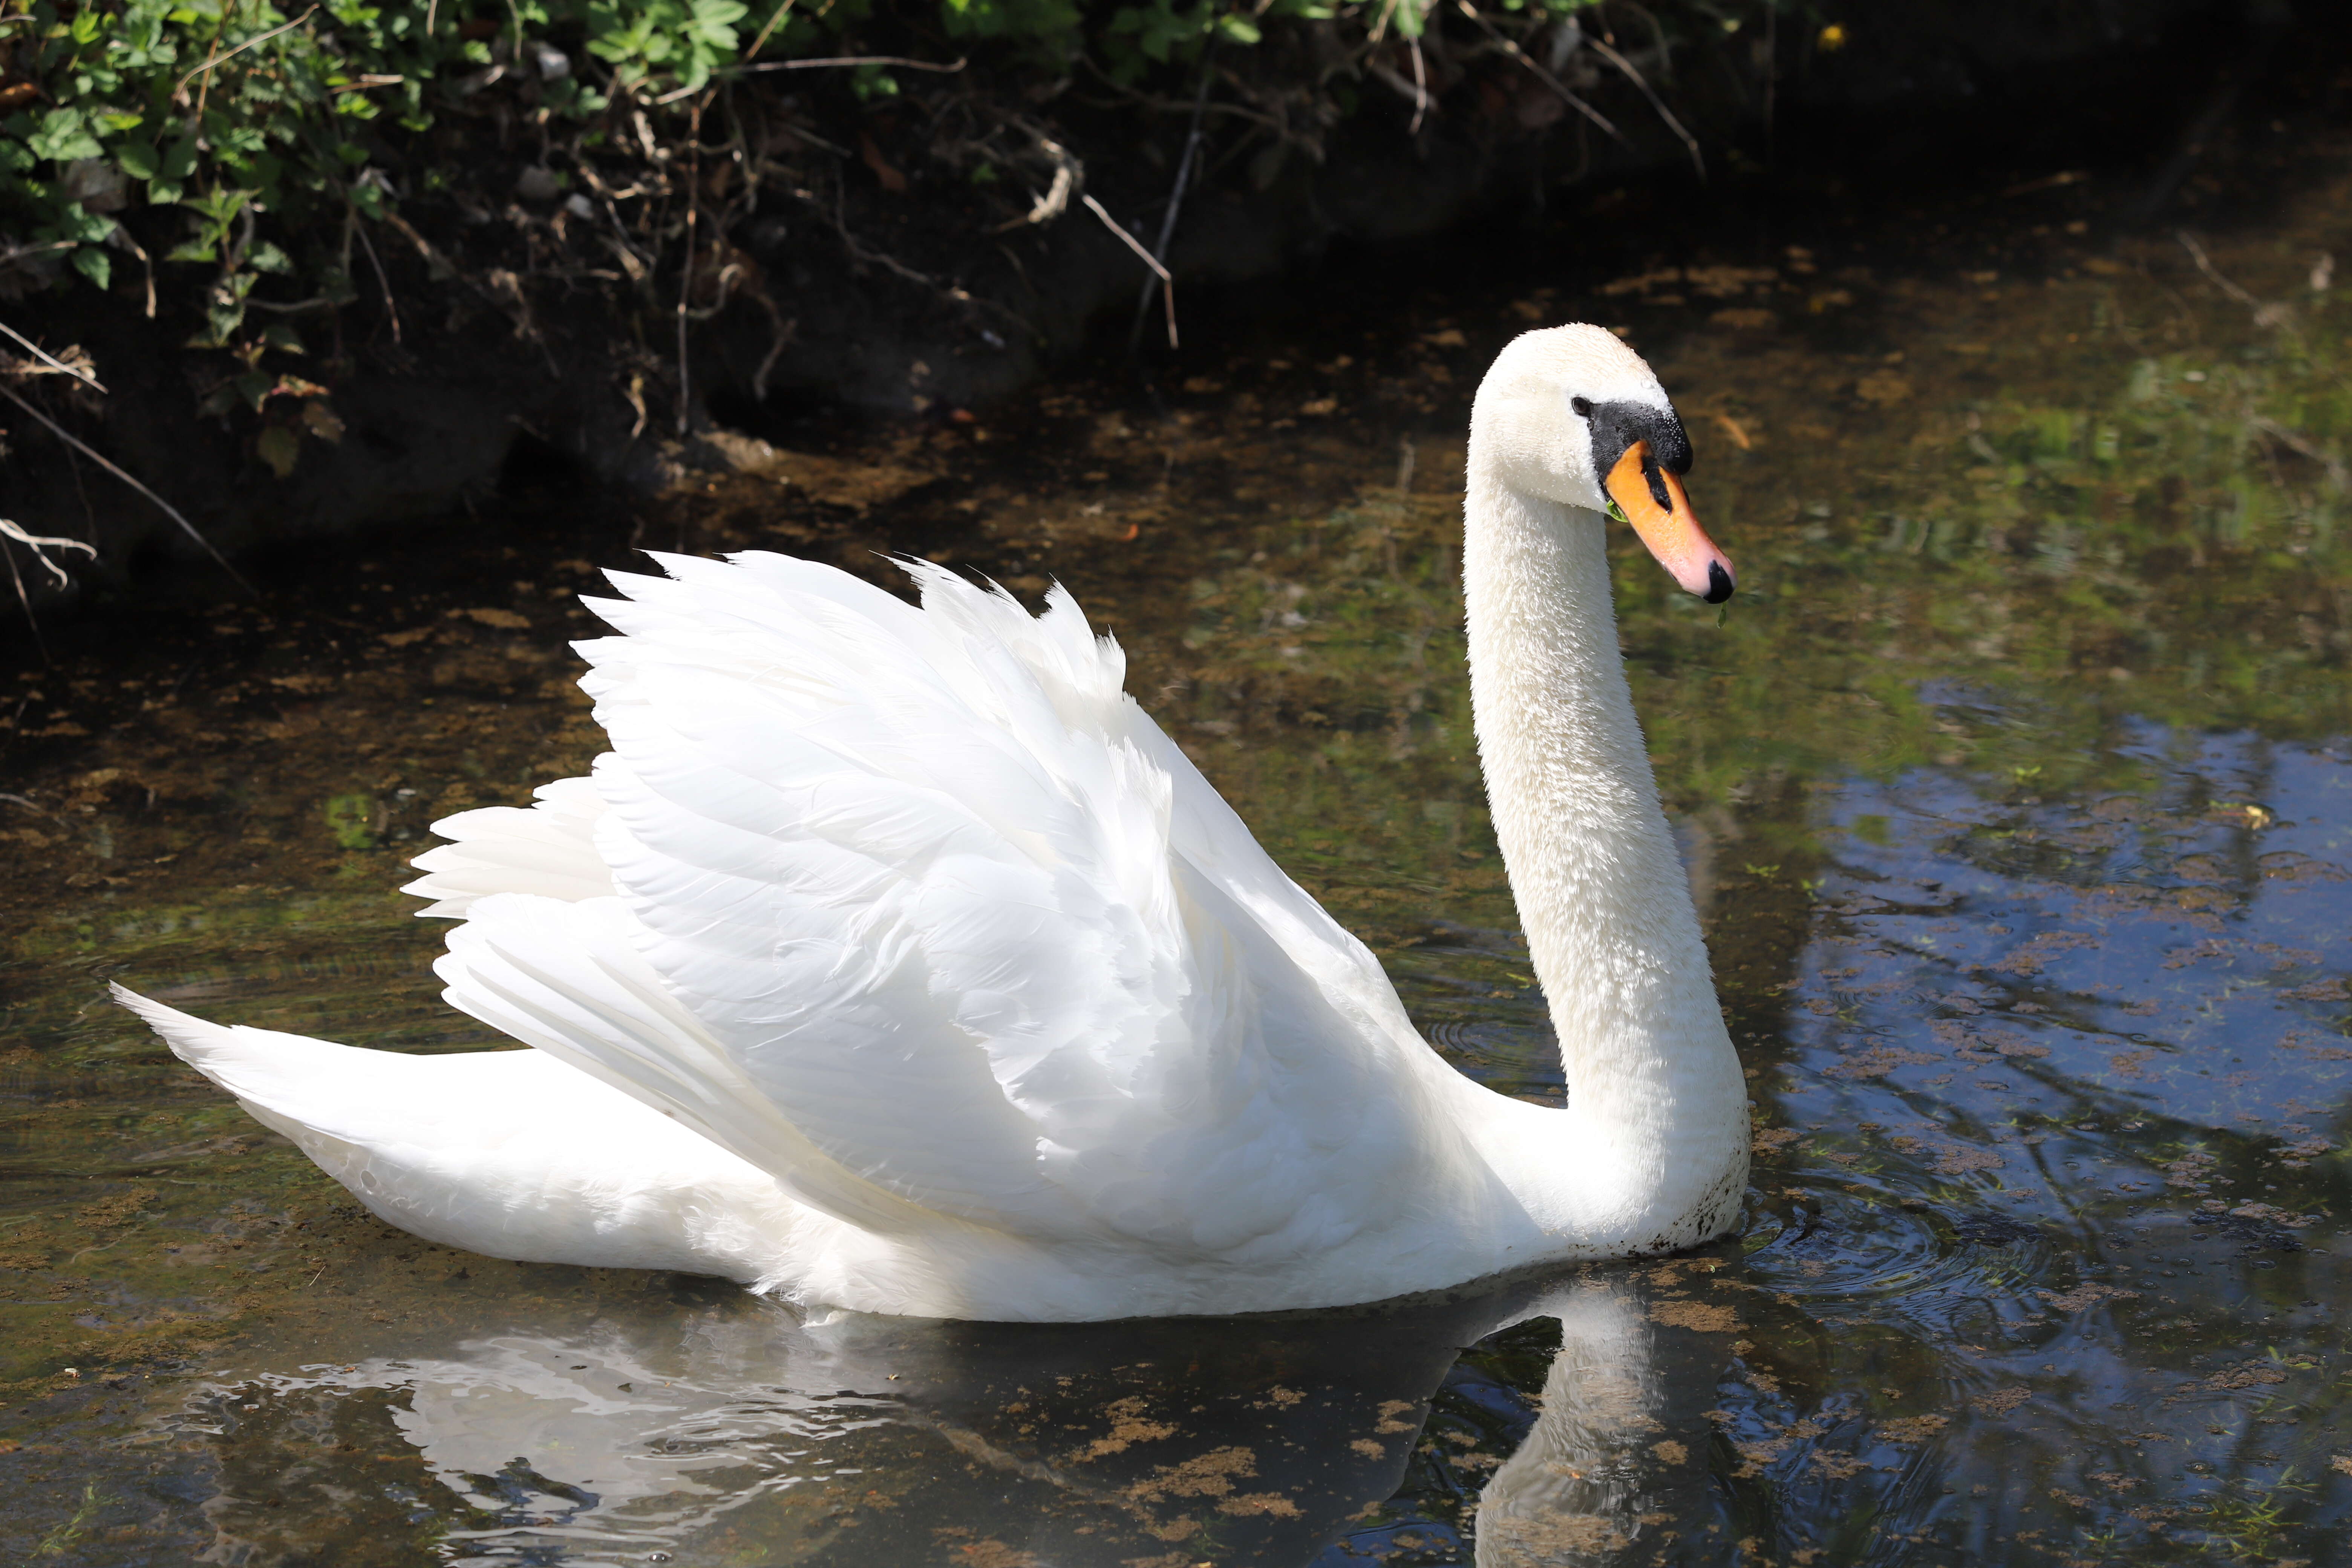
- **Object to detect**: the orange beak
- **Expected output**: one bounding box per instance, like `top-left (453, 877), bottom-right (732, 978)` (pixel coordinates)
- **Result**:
top-left (1605, 441), bottom-right (1735, 603)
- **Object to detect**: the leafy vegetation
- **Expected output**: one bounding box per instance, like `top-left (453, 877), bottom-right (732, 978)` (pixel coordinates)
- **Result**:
top-left (0, 0), bottom-right (1749, 487)
top-left (0, 0), bottom-right (1664, 323)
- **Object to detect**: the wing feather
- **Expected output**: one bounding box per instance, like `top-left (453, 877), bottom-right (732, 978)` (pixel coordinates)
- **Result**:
top-left (403, 775), bottom-right (614, 917)
top-left (430, 551), bottom-right (1452, 1262)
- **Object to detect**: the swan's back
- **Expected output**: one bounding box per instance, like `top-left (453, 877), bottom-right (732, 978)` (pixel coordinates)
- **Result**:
top-left (410, 553), bottom-right (1475, 1276)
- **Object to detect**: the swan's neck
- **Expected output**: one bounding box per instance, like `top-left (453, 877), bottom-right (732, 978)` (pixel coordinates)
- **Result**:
top-left (1462, 453), bottom-right (1746, 1240)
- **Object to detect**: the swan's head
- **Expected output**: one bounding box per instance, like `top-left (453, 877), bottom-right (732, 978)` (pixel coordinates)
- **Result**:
top-left (1470, 324), bottom-right (1735, 603)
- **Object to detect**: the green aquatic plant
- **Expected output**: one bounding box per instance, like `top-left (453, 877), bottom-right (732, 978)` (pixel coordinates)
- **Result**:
top-left (32, 1482), bottom-right (105, 1557)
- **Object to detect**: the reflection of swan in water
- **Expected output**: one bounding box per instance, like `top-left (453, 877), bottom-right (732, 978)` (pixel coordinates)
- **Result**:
top-left (175, 1270), bottom-right (1724, 1565)
top-left (1475, 1285), bottom-right (1713, 1568)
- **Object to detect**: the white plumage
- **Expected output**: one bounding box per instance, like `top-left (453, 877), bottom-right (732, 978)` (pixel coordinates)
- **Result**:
top-left (120, 326), bottom-right (1750, 1321)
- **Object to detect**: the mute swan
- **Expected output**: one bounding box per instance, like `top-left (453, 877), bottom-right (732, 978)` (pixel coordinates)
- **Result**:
top-left (116, 324), bottom-right (1748, 1322)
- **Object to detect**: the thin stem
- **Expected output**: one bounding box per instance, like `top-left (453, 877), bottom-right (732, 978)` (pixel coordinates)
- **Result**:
top-left (735, 53), bottom-right (966, 76)
top-left (1453, 1), bottom-right (1620, 142)
top-left (354, 213), bottom-right (402, 343)
top-left (0, 318), bottom-right (105, 392)
top-left (1082, 195), bottom-right (1175, 349)
top-left (0, 383), bottom-right (247, 590)
top-left (676, 93), bottom-right (709, 436)
top-left (175, 6), bottom-right (318, 103)
top-left (1582, 27), bottom-right (1704, 179)
top-left (744, 0), bottom-right (796, 61)
top-left (1130, 52), bottom-right (1214, 352)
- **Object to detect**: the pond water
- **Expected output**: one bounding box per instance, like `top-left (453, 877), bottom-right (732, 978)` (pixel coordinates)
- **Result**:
top-left (4, 149), bottom-right (2351, 1565)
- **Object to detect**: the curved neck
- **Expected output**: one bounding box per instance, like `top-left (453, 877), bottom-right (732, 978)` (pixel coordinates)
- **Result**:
top-left (1462, 447), bottom-right (1746, 1237)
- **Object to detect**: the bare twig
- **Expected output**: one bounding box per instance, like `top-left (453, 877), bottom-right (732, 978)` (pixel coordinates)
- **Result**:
top-left (737, 54), bottom-right (967, 76)
top-left (115, 227), bottom-right (157, 319)
top-left (751, 305), bottom-right (796, 402)
top-left (0, 519), bottom-right (98, 589)
top-left (993, 135), bottom-right (1081, 233)
top-left (2, 527), bottom-right (42, 661)
top-left (744, 0), bottom-right (796, 61)
top-left (1452, 1), bottom-right (1619, 141)
top-left (1365, 54), bottom-right (1435, 132)
top-left (1580, 25), bottom-right (1704, 179)
top-left (175, 6), bottom-right (318, 102)
top-left (0, 320), bottom-right (105, 393)
top-left (813, 181), bottom-right (1029, 338)
top-left (241, 296), bottom-right (338, 314)
top-left (1131, 56), bottom-right (1213, 352)
top-left (2177, 230), bottom-right (2297, 330)
top-left (353, 215), bottom-right (402, 343)
top-left (1081, 195), bottom-right (1176, 349)
top-left (1408, 35), bottom-right (1430, 136)
top-left (0, 383), bottom-right (247, 590)
top-left (2249, 416), bottom-right (2349, 490)
top-left (677, 93), bottom-right (709, 435)
top-left (381, 212), bottom-right (456, 281)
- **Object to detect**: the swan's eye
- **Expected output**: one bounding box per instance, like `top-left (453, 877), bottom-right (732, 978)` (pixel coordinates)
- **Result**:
top-left (1570, 396), bottom-right (1594, 417)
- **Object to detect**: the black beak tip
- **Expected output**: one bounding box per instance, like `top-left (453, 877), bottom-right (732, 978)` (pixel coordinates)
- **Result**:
top-left (1703, 561), bottom-right (1735, 604)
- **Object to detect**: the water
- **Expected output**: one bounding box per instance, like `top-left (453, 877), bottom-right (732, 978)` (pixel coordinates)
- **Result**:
top-left (4, 154), bottom-right (2350, 1563)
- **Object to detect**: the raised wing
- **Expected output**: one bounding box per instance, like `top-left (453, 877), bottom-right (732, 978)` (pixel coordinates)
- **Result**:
top-left (403, 775), bottom-right (614, 917)
top-left (432, 552), bottom-right (1456, 1262)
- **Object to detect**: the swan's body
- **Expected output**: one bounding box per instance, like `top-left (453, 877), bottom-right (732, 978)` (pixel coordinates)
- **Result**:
top-left (120, 326), bottom-right (1749, 1322)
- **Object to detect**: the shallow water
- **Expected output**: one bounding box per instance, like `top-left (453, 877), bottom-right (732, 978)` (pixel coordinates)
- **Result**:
top-left (4, 152), bottom-right (2351, 1564)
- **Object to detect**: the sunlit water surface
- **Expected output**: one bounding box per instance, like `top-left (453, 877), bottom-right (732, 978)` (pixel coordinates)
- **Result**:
top-left (4, 164), bottom-right (2351, 1565)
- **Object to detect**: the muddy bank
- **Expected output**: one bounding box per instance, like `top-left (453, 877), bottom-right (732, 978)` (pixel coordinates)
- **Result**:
top-left (0, 0), bottom-right (2341, 614)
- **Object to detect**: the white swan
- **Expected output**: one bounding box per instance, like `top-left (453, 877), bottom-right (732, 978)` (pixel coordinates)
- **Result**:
top-left (116, 325), bottom-right (1748, 1323)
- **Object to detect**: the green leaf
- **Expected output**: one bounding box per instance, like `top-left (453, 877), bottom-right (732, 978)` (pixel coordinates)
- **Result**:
top-left (247, 240), bottom-right (292, 274)
top-left (116, 139), bottom-right (160, 181)
top-left (29, 107), bottom-right (104, 163)
top-left (262, 321), bottom-right (306, 355)
top-left (257, 423), bottom-right (302, 479)
top-left (69, 246), bottom-right (111, 289)
top-left (158, 135), bottom-right (199, 184)
top-left (48, 201), bottom-right (118, 245)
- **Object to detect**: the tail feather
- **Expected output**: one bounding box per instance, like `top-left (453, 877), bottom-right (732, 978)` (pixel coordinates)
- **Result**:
top-left (109, 983), bottom-right (796, 1281)
top-left (111, 983), bottom-right (377, 1130)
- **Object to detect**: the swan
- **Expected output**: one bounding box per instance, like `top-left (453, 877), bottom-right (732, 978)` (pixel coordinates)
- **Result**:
top-left (115, 324), bottom-right (1748, 1323)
